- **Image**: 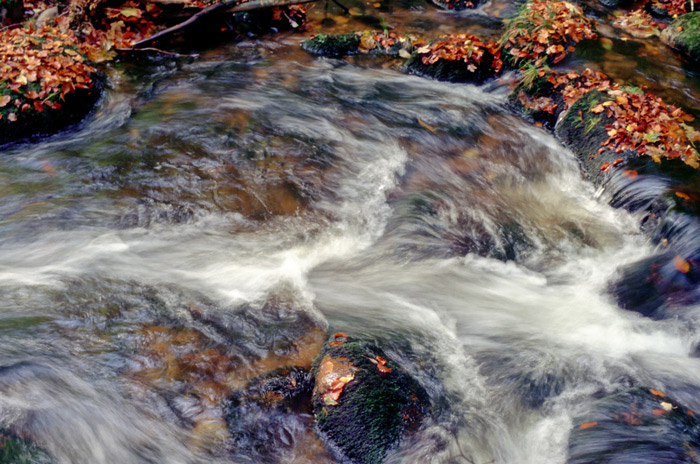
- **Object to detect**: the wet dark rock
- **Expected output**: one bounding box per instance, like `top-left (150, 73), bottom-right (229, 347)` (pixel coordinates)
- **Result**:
top-left (0, 429), bottom-right (53, 464)
top-left (231, 367), bottom-right (313, 412)
top-left (567, 387), bottom-right (700, 464)
top-left (611, 211), bottom-right (700, 318)
top-left (226, 367), bottom-right (322, 462)
top-left (508, 74), bottom-right (567, 130)
top-left (429, 0), bottom-right (479, 11)
top-left (661, 12), bottom-right (700, 62)
top-left (598, 0), bottom-right (630, 8)
top-left (553, 90), bottom-right (700, 318)
top-left (310, 336), bottom-right (430, 464)
top-left (301, 32), bottom-right (413, 58)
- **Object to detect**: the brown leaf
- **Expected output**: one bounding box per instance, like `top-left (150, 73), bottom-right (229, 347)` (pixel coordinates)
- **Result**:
top-left (578, 421), bottom-right (598, 429)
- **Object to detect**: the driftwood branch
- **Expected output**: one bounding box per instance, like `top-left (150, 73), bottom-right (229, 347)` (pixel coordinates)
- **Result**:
top-left (132, 0), bottom-right (318, 48)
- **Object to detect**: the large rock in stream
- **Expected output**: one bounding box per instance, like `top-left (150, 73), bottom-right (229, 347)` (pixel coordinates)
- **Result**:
top-left (568, 387), bottom-right (700, 463)
top-left (661, 12), bottom-right (700, 62)
top-left (310, 334), bottom-right (431, 464)
top-left (554, 88), bottom-right (700, 317)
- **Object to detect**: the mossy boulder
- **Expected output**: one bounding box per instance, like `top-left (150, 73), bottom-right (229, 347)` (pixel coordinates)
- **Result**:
top-left (302, 32), bottom-right (413, 58)
top-left (0, 26), bottom-right (104, 147)
top-left (661, 12), bottom-right (700, 62)
top-left (0, 429), bottom-right (53, 464)
top-left (555, 90), bottom-right (638, 185)
top-left (311, 335), bottom-right (430, 464)
top-left (567, 387), bottom-right (700, 463)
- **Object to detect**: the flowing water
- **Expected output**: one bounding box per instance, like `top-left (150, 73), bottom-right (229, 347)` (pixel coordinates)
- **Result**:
top-left (2, 3), bottom-right (700, 463)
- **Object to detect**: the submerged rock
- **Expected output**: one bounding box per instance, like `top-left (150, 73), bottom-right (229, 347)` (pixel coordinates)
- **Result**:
top-left (429, 0), bottom-right (479, 11)
top-left (311, 334), bottom-right (430, 464)
top-left (0, 429), bottom-right (53, 464)
top-left (302, 32), bottom-right (413, 58)
top-left (661, 12), bottom-right (700, 62)
top-left (567, 387), bottom-right (700, 464)
top-left (405, 34), bottom-right (503, 83)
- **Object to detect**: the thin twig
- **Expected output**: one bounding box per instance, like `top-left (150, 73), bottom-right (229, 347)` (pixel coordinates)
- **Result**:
top-left (132, 0), bottom-right (318, 48)
top-left (115, 47), bottom-right (200, 58)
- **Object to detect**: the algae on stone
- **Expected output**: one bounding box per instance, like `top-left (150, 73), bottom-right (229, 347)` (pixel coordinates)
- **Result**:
top-left (661, 12), bottom-right (700, 62)
top-left (0, 429), bottom-right (53, 464)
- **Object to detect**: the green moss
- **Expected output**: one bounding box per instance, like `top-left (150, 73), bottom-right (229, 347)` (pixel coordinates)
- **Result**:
top-left (302, 32), bottom-right (412, 59)
top-left (311, 339), bottom-right (430, 464)
top-left (0, 430), bottom-right (53, 464)
top-left (662, 12), bottom-right (700, 61)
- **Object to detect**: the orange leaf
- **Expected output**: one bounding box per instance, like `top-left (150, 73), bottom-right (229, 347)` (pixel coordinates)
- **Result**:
top-left (675, 191), bottom-right (691, 200)
top-left (591, 104), bottom-right (605, 114)
top-left (612, 158), bottom-right (624, 166)
top-left (674, 255), bottom-right (691, 273)
top-left (333, 332), bottom-right (348, 338)
top-left (688, 410), bottom-right (694, 417)
top-left (600, 163), bottom-right (611, 172)
top-left (329, 341), bottom-right (344, 347)
top-left (652, 408), bottom-right (667, 416)
top-left (376, 356), bottom-right (387, 365)
top-left (0, 95), bottom-right (11, 108)
top-left (621, 169), bottom-right (638, 179)
top-left (33, 100), bottom-right (43, 113)
top-left (377, 363), bottom-right (392, 374)
top-left (578, 421), bottom-right (598, 429)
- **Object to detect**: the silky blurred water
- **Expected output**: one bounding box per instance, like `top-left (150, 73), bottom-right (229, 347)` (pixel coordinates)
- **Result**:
top-left (1, 10), bottom-right (700, 464)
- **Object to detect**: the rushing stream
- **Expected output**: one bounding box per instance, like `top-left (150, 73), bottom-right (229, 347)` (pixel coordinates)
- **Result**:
top-left (2, 3), bottom-right (700, 463)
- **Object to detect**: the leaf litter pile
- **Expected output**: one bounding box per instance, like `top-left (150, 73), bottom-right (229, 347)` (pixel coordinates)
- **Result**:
top-left (0, 20), bottom-right (99, 122)
top-left (500, 0), bottom-right (597, 67)
top-left (1, 0), bottom-right (308, 130)
top-left (416, 34), bottom-right (503, 73)
top-left (613, 8), bottom-right (664, 38)
top-left (523, 68), bottom-right (700, 167)
top-left (651, 0), bottom-right (700, 16)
